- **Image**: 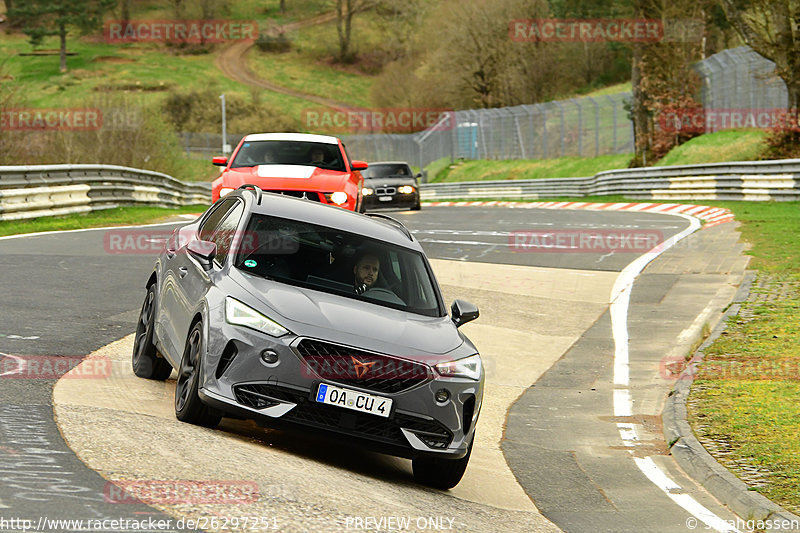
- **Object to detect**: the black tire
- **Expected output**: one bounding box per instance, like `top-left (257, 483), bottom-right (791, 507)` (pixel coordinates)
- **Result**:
top-left (175, 322), bottom-right (222, 428)
top-left (412, 436), bottom-right (473, 490)
top-left (411, 200), bottom-right (421, 211)
top-left (132, 284), bottom-right (172, 380)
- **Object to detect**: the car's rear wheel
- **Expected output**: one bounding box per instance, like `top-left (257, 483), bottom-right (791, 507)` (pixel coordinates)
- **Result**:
top-left (412, 435), bottom-right (473, 489)
top-left (175, 321), bottom-right (221, 428)
top-left (132, 284), bottom-right (172, 380)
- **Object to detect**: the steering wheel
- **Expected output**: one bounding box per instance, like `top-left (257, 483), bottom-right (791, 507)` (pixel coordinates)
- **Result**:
top-left (362, 287), bottom-right (406, 305)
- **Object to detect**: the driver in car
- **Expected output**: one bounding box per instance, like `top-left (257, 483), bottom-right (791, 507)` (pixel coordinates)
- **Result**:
top-left (309, 147), bottom-right (326, 165)
top-left (353, 253), bottom-right (380, 294)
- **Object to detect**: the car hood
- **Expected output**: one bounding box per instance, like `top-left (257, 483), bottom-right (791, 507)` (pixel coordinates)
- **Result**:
top-left (224, 165), bottom-right (351, 190)
top-left (231, 271), bottom-right (463, 355)
top-left (364, 176), bottom-right (416, 187)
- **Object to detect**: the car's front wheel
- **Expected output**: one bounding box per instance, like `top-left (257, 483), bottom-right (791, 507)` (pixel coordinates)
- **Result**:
top-left (132, 284), bottom-right (172, 380)
top-left (175, 321), bottom-right (221, 428)
top-left (412, 436), bottom-right (473, 489)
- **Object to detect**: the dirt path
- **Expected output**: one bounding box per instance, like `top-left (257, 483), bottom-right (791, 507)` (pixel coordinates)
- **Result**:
top-left (215, 11), bottom-right (357, 110)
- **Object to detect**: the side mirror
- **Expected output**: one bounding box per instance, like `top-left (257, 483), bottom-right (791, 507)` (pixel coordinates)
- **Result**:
top-left (187, 240), bottom-right (217, 271)
top-left (351, 160), bottom-right (368, 171)
top-left (212, 156), bottom-right (228, 167)
top-left (415, 172), bottom-right (422, 179)
top-left (451, 299), bottom-right (479, 328)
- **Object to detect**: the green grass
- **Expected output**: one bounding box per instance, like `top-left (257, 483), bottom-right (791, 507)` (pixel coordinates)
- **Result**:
top-left (655, 130), bottom-right (770, 167)
top-left (432, 154), bottom-right (633, 183)
top-left (0, 204), bottom-right (210, 237)
top-left (680, 200), bottom-right (800, 514)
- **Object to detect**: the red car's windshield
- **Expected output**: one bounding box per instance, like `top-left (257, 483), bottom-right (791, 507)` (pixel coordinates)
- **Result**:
top-left (230, 140), bottom-right (346, 171)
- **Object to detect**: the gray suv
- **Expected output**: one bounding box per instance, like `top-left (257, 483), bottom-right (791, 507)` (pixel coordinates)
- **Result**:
top-left (132, 185), bottom-right (483, 489)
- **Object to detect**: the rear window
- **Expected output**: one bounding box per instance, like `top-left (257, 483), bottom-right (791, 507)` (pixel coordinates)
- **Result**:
top-left (234, 214), bottom-right (443, 317)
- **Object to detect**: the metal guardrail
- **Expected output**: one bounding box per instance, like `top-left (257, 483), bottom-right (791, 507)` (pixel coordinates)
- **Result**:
top-left (0, 164), bottom-right (211, 221)
top-left (2, 158), bottom-right (798, 222)
top-left (420, 159), bottom-right (800, 202)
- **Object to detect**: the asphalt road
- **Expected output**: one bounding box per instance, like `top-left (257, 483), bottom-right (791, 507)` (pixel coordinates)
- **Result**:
top-left (0, 207), bottom-right (746, 532)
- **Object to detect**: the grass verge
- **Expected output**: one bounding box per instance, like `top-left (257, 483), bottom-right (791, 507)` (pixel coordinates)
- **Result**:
top-left (431, 154), bottom-right (633, 183)
top-left (0, 204), bottom-right (209, 238)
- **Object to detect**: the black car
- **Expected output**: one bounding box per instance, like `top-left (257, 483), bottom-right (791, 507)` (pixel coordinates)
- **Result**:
top-left (361, 161), bottom-right (422, 211)
top-left (132, 185), bottom-right (483, 489)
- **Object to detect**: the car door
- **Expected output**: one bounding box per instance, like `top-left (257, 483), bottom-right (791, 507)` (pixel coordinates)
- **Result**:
top-left (158, 199), bottom-right (239, 360)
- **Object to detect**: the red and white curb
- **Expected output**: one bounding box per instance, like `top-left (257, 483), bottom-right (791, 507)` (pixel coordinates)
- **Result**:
top-left (424, 201), bottom-right (735, 228)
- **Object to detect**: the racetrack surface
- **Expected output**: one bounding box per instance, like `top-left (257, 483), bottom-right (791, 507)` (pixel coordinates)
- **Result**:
top-left (1, 207), bottom-right (750, 532)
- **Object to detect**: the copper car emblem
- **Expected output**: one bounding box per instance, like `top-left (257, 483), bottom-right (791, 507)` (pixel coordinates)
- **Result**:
top-left (351, 357), bottom-right (376, 379)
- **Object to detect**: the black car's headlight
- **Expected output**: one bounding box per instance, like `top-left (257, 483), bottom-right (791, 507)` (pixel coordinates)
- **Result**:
top-left (434, 354), bottom-right (482, 381)
top-left (398, 185), bottom-right (415, 194)
top-left (225, 297), bottom-right (290, 337)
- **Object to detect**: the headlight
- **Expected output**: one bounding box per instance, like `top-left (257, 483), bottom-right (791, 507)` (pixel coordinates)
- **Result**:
top-left (219, 187), bottom-right (235, 198)
top-left (398, 185), bottom-right (415, 194)
top-left (325, 191), bottom-right (349, 205)
top-left (225, 297), bottom-right (290, 337)
top-left (362, 187), bottom-right (374, 196)
top-left (435, 354), bottom-right (482, 381)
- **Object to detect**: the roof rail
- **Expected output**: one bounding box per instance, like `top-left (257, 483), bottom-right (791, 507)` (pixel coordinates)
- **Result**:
top-left (238, 184), bottom-right (263, 205)
top-left (364, 213), bottom-right (413, 241)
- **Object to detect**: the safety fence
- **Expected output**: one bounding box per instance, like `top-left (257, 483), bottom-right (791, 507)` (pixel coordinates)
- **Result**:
top-left (0, 165), bottom-right (211, 221)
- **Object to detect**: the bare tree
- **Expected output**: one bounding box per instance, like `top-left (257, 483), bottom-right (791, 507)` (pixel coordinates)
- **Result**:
top-left (719, 0), bottom-right (800, 109)
top-left (335, 0), bottom-right (376, 63)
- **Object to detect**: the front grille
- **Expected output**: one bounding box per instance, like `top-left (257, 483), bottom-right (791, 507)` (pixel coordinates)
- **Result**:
top-left (375, 187), bottom-right (396, 195)
top-left (267, 190), bottom-right (322, 201)
top-left (295, 339), bottom-right (431, 394)
top-left (232, 383), bottom-right (452, 449)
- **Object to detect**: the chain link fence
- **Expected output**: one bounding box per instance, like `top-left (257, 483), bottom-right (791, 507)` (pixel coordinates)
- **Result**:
top-left (695, 46), bottom-right (789, 132)
top-left (342, 93), bottom-right (635, 171)
top-left (179, 46), bottom-right (788, 169)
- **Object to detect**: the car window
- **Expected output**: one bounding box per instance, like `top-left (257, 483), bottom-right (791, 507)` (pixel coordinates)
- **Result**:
top-left (230, 140), bottom-right (345, 171)
top-left (235, 214), bottom-right (443, 317)
top-left (362, 164), bottom-right (412, 178)
top-left (208, 201), bottom-right (245, 266)
top-left (199, 198), bottom-right (238, 241)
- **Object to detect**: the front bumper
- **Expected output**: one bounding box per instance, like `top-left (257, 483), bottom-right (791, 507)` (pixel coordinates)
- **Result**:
top-left (201, 322), bottom-right (481, 460)
top-left (362, 192), bottom-right (419, 210)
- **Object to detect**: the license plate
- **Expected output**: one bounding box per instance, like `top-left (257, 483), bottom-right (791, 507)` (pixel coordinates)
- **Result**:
top-left (378, 196), bottom-right (393, 202)
top-left (315, 383), bottom-right (392, 418)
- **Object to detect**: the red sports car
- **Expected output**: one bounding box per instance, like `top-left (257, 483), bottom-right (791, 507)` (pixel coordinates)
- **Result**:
top-left (211, 133), bottom-right (367, 211)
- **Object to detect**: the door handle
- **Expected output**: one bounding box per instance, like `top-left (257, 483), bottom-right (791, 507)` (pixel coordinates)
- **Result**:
top-left (179, 267), bottom-right (188, 278)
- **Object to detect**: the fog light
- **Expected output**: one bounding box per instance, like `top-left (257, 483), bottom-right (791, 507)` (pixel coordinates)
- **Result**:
top-left (434, 389), bottom-right (450, 403)
top-left (260, 349), bottom-right (279, 365)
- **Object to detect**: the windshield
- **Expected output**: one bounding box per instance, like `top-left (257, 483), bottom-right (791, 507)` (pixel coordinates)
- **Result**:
top-left (362, 164), bottom-right (412, 179)
top-left (231, 140), bottom-right (346, 172)
top-left (235, 214), bottom-right (443, 317)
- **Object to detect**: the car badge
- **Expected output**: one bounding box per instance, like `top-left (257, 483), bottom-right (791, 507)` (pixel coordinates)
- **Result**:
top-left (351, 357), bottom-right (376, 379)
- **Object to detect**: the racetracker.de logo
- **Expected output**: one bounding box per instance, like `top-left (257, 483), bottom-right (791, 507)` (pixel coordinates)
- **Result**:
top-left (509, 229), bottom-right (663, 253)
top-left (0, 355), bottom-right (111, 380)
top-left (0, 108), bottom-right (102, 131)
top-left (302, 108), bottom-right (455, 134)
top-left (510, 18), bottom-right (664, 42)
top-left (103, 229), bottom-right (299, 255)
top-left (103, 480), bottom-right (260, 504)
top-left (103, 20), bottom-right (257, 43)
top-left (659, 108), bottom-right (800, 133)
